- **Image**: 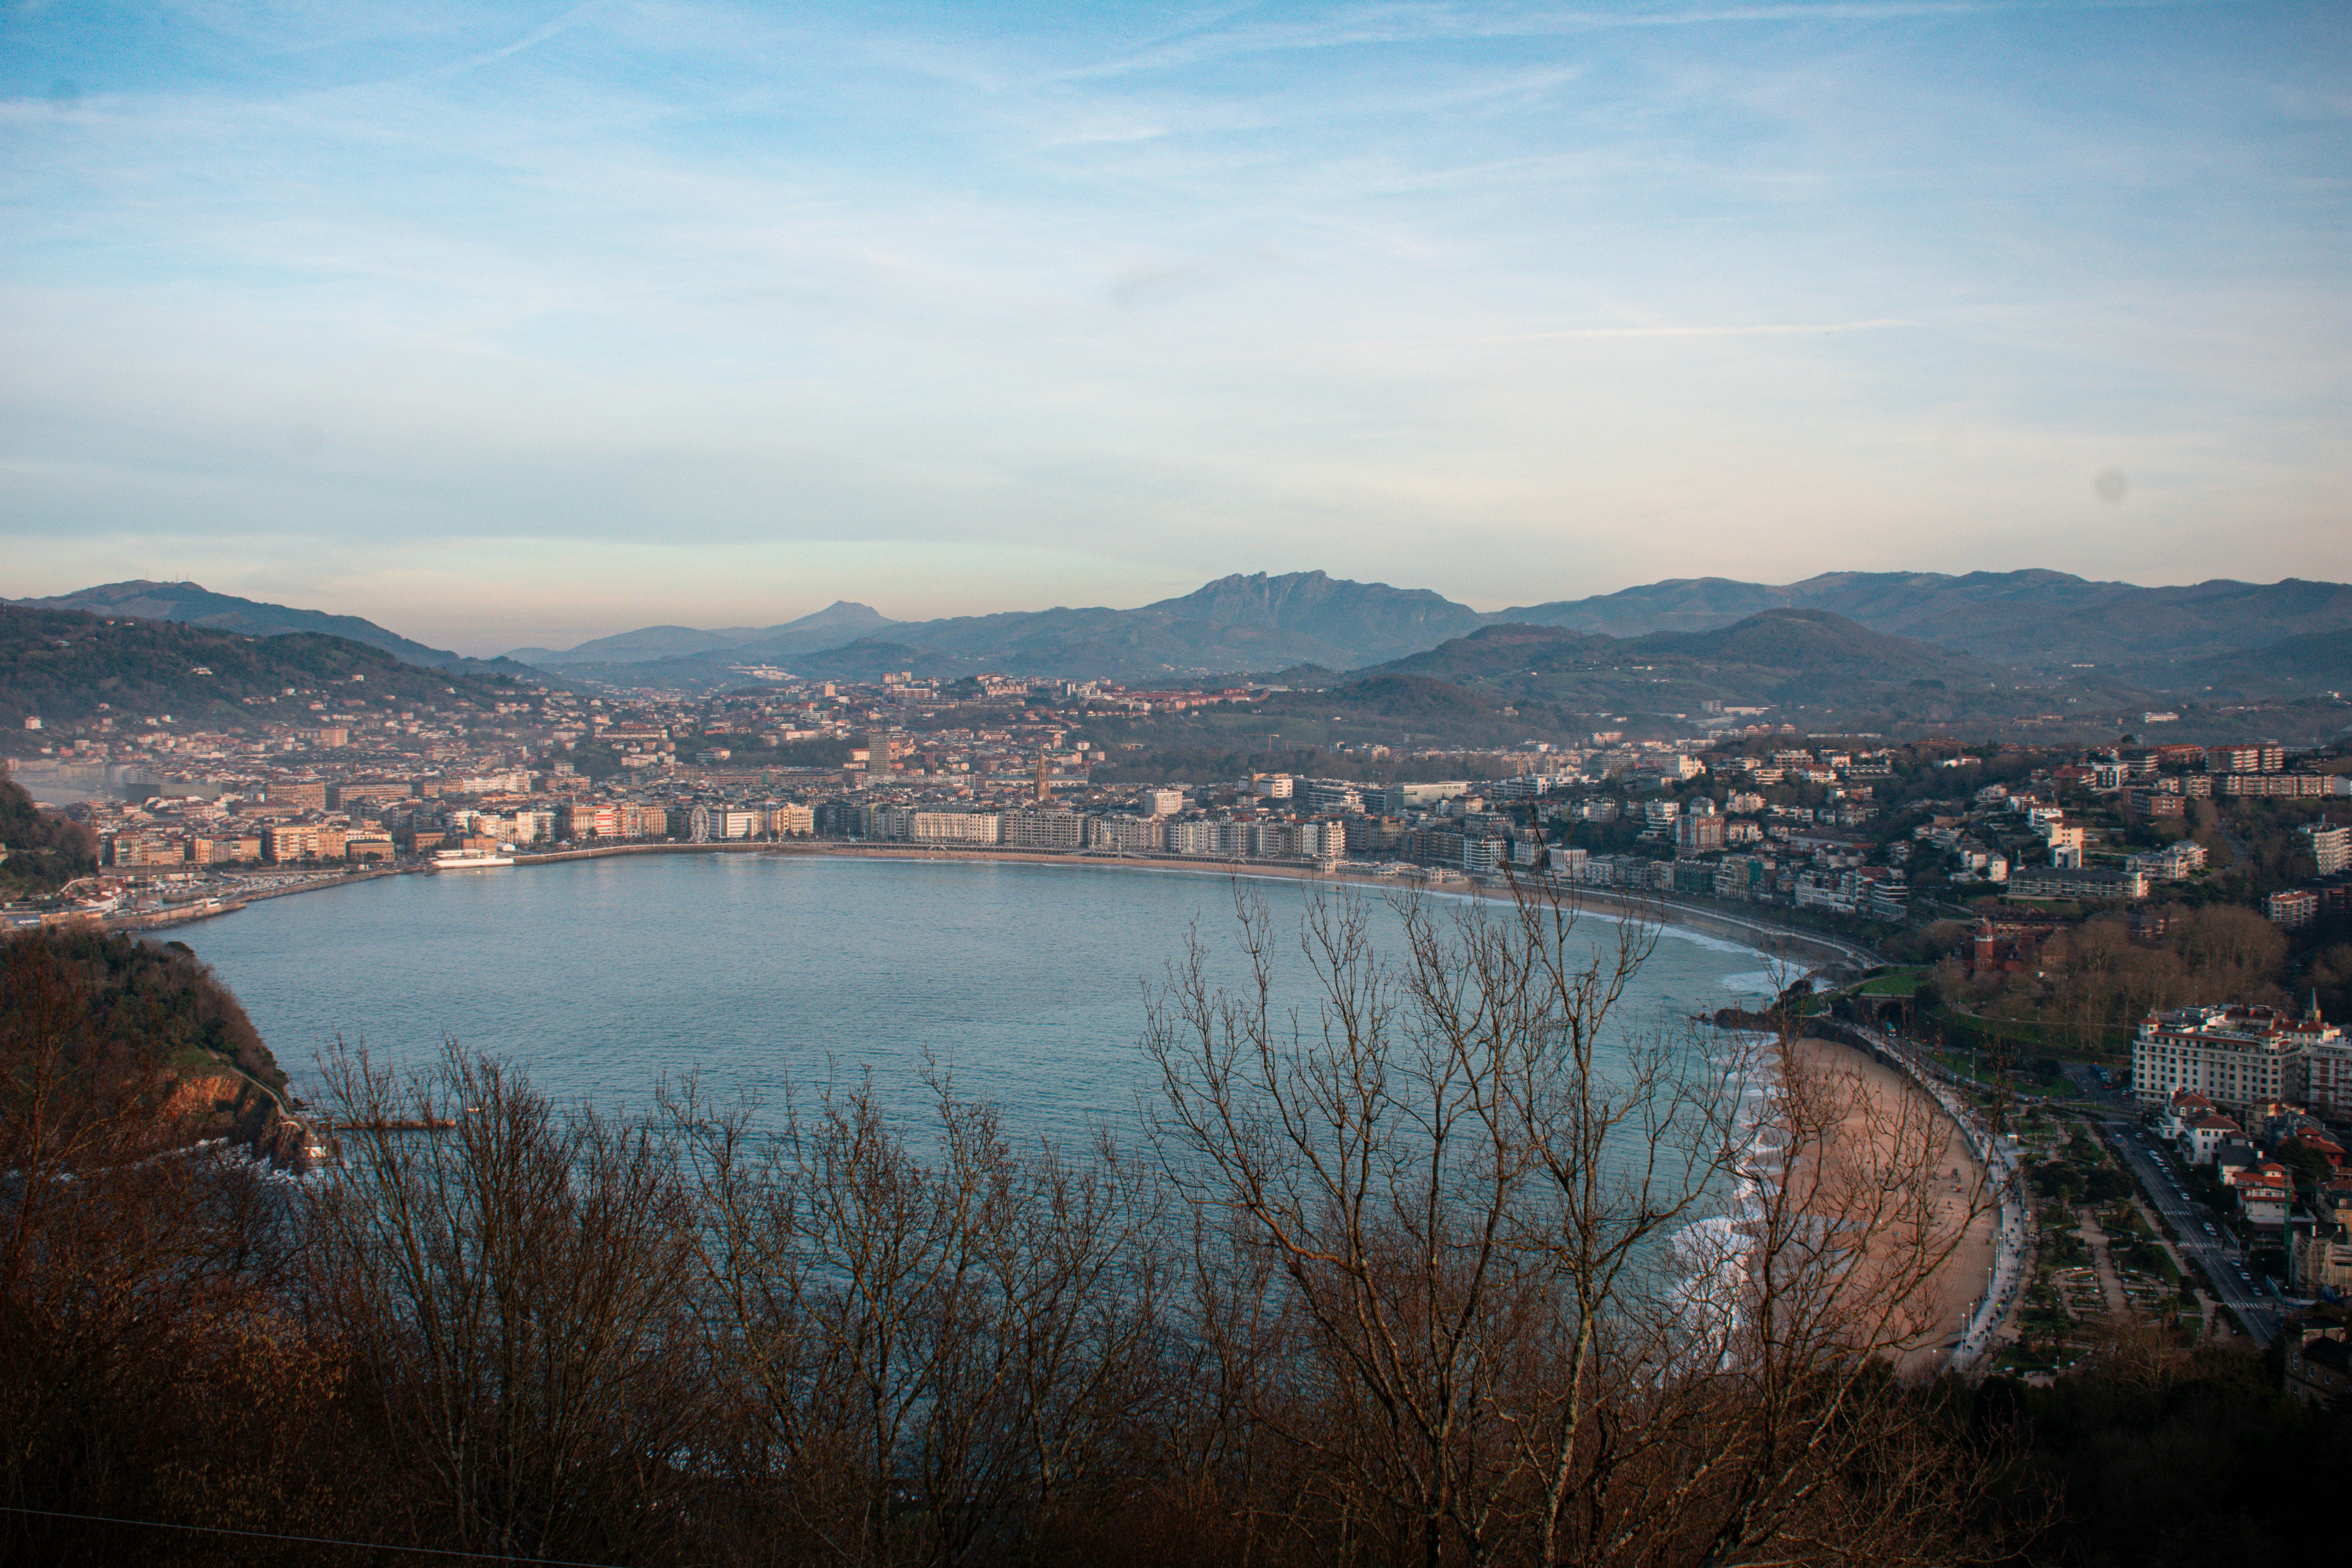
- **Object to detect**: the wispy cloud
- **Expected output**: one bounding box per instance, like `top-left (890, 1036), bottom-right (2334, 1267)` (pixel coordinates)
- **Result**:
top-left (0, 0), bottom-right (2344, 633)
top-left (433, 0), bottom-right (607, 77)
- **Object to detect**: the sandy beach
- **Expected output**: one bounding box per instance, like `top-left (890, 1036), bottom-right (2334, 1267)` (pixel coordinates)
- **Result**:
top-left (1778, 1035), bottom-right (1995, 1378)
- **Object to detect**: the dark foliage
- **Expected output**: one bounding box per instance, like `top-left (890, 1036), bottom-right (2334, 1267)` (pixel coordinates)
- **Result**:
top-left (0, 777), bottom-right (99, 897)
top-left (0, 604), bottom-right (517, 730)
top-left (1975, 1343), bottom-right (2352, 1565)
top-left (1, 928), bottom-right (289, 1116)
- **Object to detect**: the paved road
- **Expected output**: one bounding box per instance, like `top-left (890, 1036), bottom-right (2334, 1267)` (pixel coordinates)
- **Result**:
top-left (2100, 1122), bottom-right (2284, 1347)
top-left (2058, 1065), bottom-right (2285, 1348)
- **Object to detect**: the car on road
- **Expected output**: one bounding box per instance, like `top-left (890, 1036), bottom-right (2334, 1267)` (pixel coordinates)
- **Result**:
top-left (2203, 1223), bottom-right (2216, 1235)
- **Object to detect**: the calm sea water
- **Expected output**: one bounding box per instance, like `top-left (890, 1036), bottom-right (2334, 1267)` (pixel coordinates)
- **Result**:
top-left (183, 855), bottom-right (1778, 1138)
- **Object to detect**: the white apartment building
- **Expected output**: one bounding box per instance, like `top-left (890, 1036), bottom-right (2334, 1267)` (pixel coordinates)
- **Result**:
top-left (1088, 813), bottom-right (1162, 853)
top-left (1141, 788), bottom-right (1186, 818)
top-left (1167, 819), bottom-right (1243, 858)
top-left (1546, 846), bottom-right (1589, 877)
top-left (1382, 780), bottom-right (1471, 812)
top-left (909, 810), bottom-right (1001, 845)
top-left (1303, 780), bottom-right (1364, 813)
top-left (2126, 840), bottom-right (2209, 881)
top-left (2305, 820), bottom-right (2351, 877)
top-left (1000, 810), bottom-right (1084, 851)
top-left (2132, 1002), bottom-right (2343, 1118)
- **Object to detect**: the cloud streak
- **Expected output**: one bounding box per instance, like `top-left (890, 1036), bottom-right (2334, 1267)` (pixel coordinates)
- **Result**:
top-left (0, 0), bottom-right (2344, 642)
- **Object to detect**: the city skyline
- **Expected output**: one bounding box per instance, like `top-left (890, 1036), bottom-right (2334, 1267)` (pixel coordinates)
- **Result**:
top-left (5, 0), bottom-right (2347, 652)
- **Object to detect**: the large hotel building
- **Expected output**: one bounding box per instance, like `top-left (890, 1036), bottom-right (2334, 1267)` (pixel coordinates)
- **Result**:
top-left (2132, 1002), bottom-right (2347, 1122)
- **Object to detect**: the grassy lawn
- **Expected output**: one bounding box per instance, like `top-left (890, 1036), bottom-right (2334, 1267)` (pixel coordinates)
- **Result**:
top-left (1853, 968), bottom-right (1924, 997)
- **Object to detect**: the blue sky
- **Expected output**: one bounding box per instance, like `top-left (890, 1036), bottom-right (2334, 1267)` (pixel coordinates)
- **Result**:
top-left (2, 0), bottom-right (2345, 653)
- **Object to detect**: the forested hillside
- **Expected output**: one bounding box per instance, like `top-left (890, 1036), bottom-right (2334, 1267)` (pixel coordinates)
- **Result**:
top-left (0, 777), bottom-right (98, 898)
top-left (0, 604), bottom-right (523, 730)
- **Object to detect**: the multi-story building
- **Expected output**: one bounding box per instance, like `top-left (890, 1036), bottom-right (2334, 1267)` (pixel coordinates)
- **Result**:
top-left (2132, 1002), bottom-right (2342, 1117)
top-left (560, 803), bottom-right (624, 840)
top-left (2127, 787), bottom-right (2188, 818)
top-left (2220, 773), bottom-right (2325, 799)
top-left (910, 809), bottom-right (1001, 845)
top-left (1381, 780), bottom-right (1471, 813)
top-left (1088, 813), bottom-right (1162, 854)
top-left (1713, 854), bottom-right (1772, 900)
top-left (2207, 743), bottom-right (2285, 775)
top-left (2126, 840), bottom-right (2208, 880)
top-left (1165, 818), bottom-right (1241, 858)
top-left (108, 833), bottom-right (183, 867)
top-left (2310, 1031), bottom-right (2352, 1125)
top-left (1303, 780), bottom-right (1363, 814)
top-left (1674, 814), bottom-right (1726, 854)
top-left (1140, 788), bottom-right (1186, 818)
top-left (1000, 810), bottom-right (1084, 852)
top-left (2268, 889), bottom-right (2319, 928)
top-left (261, 824), bottom-right (347, 862)
top-left (1248, 820), bottom-right (1305, 859)
top-left (267, 780), bottom-right (327, 811)
top-left (2305, 820), bottom-right (2351, 877)
top-left (2006, 865), bottom-right (2149, 901)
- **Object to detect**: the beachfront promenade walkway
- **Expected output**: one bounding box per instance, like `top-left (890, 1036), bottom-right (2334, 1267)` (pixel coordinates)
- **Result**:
top-left (1851, 1023), bottom-right (2029, 1376)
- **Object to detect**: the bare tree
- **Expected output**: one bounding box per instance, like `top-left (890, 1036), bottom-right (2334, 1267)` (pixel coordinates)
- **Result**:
top-left (1144, 880), bottom-right (2009, 1567)
top-left (307, 1041), bottom-right (708, 1562)
top-left (1, 935), bottom-right (328, 1565)
top-left (665, 1069), bottom-right (1177, 1568)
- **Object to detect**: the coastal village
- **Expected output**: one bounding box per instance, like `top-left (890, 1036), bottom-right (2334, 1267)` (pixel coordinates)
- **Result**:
top-left (9, 664), bottom-right (2352, 1393)
top-left (9, 667), bottom-right (2349, 927)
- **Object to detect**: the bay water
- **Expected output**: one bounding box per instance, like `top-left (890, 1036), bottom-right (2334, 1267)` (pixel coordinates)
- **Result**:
top-left (186, 854), bottom-right (1781, 1139)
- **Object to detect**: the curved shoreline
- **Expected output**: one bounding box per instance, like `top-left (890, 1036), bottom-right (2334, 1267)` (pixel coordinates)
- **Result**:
top-left (495, 839), bottom-right (1875, 975)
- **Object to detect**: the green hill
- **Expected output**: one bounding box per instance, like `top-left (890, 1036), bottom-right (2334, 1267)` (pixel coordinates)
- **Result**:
top-left (0, 928), bottom-right (291, 1138)
top-left (13, 579), bottom-right (547, 680)
top-left (0, 604), bottom-right (528, 731)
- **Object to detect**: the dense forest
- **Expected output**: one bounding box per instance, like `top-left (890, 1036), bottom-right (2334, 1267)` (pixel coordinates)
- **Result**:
top-left (0, 927), bottom-right (290, 1129)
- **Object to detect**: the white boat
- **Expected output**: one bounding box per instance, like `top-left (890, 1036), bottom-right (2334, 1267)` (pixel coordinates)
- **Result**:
top-left (432, 849), bottom-right (513, 869)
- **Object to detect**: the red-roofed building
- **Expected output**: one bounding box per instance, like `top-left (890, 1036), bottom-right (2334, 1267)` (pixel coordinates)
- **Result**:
top-left (2132, 1000), bottom-right (2342, 1118)
top-left (2229, 1159), bottom-right (2293, 1227)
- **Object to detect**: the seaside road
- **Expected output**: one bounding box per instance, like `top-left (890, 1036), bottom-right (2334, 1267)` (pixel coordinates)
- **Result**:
top-left (2098, 1120), bottom-right (2283, 1349)
top-left (1852, 1024), bottom-right (2029, 1375)
top-left (2058, 1069), bottom-right (2284, 1348)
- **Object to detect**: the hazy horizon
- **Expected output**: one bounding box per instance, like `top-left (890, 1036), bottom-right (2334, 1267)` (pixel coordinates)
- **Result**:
top-left (6, 1), bottom-right (2346, 653)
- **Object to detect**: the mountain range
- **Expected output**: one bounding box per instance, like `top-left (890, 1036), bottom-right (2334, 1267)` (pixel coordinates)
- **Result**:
top-left (519, 568), bottom-right (2351, 693)
top-left (10, 580), bottom-right (547, 682)
top-left (11, 569), bottom-right (2349, 699)
top-left (1494, 570), bottom-right (2352, 668)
